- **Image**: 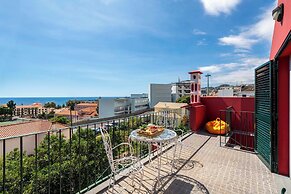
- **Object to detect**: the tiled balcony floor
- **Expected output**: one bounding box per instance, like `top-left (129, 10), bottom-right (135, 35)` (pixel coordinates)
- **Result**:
top-left (92, 132), bottom-right (277, 194)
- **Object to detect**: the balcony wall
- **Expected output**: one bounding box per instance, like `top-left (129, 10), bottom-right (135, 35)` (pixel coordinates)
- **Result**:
top-left (189, 97), bottom-right (255, 149)
top-left (200, 97), bottom-right (254, 121)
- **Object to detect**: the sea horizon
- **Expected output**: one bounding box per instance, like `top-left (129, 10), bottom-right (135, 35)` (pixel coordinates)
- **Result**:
top-left (0, 96), bottom-right (123, 106)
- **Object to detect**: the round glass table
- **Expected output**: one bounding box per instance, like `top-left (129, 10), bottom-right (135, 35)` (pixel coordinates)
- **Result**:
top-left (130, 128), bottom-right (177, 143)
top-left (129, 129), bottom-right (178, 188)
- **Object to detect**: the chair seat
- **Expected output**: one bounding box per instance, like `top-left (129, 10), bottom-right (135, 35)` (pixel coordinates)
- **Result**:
top-left (114, 156), bottom-right (143, 173)
top-left (114, 156), bottom-right (137, 165)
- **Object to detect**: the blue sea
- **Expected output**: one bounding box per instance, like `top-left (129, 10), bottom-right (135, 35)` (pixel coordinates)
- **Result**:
top-left (0, 97), bottom-right (115, 106)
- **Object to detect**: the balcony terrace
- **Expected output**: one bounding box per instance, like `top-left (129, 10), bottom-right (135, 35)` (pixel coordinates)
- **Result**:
top-left (0, 104), bottom-right (285, 194)
top-left (92, 132), bottom-right (277, 194)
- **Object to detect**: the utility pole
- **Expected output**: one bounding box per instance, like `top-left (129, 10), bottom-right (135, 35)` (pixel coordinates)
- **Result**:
top-left (205, 74), bottom-right (211, 96)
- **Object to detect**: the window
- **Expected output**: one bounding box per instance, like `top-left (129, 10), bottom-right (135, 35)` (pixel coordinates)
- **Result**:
top-left (191, 83), bottom-right (194, 92)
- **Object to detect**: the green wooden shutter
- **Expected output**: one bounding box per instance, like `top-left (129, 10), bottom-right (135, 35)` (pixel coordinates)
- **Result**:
top-left (255, 61), bottom-right (278, 172)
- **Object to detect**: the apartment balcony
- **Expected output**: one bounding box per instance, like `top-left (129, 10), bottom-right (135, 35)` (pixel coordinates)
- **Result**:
top-left (93, 132), bottom-right (277, 194)
top-left (0, 101), bottom-right (285, 194)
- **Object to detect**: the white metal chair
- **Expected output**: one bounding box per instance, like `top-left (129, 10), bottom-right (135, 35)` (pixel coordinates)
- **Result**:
top-left (100, 128), bottom-right (144, 193)
top-left (173, 128), bottom-right (185, 159)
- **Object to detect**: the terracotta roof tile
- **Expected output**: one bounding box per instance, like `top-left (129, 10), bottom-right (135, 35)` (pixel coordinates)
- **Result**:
top-left (0, 120), bottom-right (52, 138)
top-left (55, 109), bottom-right (78, 116)
top-left (76, 103), bottom-right (98, 107)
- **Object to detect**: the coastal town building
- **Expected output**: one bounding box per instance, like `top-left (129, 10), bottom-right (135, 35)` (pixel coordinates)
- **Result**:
top-left (74, 102), bottom-right (98, 112)
top-left (171, 80), bottom-right (191, 102)
top-left (54, 108), bottom-right (79, 122)
top-left (98, 95), bottom-right (149, 118)
top-left (114, 98), bottom-right (131, 116)
top-left (54, 102), bottom-right (98, 122)
top-left (217, 88), bottom-right (234, 97)
top-left (149, 84), bottom-right (172, 108)
top-left (14, 103), bottom-right (54, 118)
top-left (154, 102), bottom-right (188, 125)
top-left (0, 120), bottom-right (67, 155)
top-left (130, 93), bottom-right (149, 112)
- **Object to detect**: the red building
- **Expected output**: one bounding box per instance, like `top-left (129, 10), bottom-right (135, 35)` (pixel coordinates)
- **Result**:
top-left (269, 0), bottom-right (291, 178)
top-left (188, 0), bottom-right (291, 188)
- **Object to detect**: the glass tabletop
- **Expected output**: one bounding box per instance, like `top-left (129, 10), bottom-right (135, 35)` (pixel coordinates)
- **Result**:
top-left (129, 129), bottom-right (177, 143)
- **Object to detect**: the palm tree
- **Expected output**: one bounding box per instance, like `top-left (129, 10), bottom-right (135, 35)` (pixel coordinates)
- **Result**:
top-left (7, 100), bottom-right (16, 118)
top-left (69, 103), bottom-right (75, 126)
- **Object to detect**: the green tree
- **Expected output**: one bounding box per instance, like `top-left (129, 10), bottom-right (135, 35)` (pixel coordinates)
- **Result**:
top-left (44, 102), bottom-right (56, 108)
top-left (0, 106), bottom-right (12, 121)
top-left (0, 149), bottom-right (34, 193)
top-left (176, 96), bottom-right (190, 104)
top-left (66, 100), bottom-right (80, 108)
top-left (0, 117), bottom-right (152, 193)
top-left (50, 116), bottom-right (70, 124)
top-left (6, 100), bottom-right (16, 117)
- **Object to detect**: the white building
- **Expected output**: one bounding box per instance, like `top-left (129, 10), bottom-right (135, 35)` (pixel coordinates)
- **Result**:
top-left (114, 98), bottom-right (131, 116)
top-left (98, 98), bottom-right (115, 118)
top-left (130, 93), bottom-right (149, 112)
top-left (98, 95), bottom-right (148, 119)
top-left (217, 89), bottom-right (234, 97)
top-left (149, 84), bottom-right (172, 108)
top-left (171, 80), bottom-right (191, 102)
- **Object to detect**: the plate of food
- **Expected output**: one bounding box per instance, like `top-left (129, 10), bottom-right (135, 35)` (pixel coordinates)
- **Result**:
top-left (137, 124), bottom-right (165, 137)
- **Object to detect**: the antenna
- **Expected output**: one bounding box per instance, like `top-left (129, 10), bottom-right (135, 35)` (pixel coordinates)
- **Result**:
top-left (205, 74), bottom-right (211, 96)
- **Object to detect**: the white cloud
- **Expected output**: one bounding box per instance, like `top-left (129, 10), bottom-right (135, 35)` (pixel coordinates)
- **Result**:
top-left (219, 2), bottom-right (275, 50)
top-left (219, 35), bottom-right (258, 50)
top-left (199, 65), bottom-right (223, 73)
top-left (193, 29), bottom-right (206, 35)
top-left (199, 0), bottom-right (241, 16)
top-left (199, 57), bottom-right (268, 85)
top-left (239, 57), bottom-right (268, 67)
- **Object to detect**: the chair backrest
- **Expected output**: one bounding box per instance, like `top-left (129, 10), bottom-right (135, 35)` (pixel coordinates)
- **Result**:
top-left (100, 128), bottom-right (116, 173)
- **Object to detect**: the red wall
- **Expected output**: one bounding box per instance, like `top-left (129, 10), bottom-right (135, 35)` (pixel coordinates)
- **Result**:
top-left (189, 104), bottom-right (206, 131)
top-left (270, 0), bottom-right (291, 60)
top-left (199, 97), bottom-right (255, 149)
top-left (278, 56), bottom-right (290, 176)
top-left (200, 97), bottom-right (255, 121)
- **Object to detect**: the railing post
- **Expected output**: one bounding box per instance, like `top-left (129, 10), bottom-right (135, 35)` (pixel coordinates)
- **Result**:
top-left (20, 137), bottom-right (23, 194)
top-left (86, 125), bottom-right (89, 190)
top-left (78, 126), bottom-right (81, 192)
top-left (48, 131), bottom-right (51, 194)
top-left (59, 129), bottom-right (62, 194)
top-left (69, 127), bottom-right (73, 194)
top-left (34, 134), bottom-right (38, 193)
top-left (2, 139), bottom-right (5, 194)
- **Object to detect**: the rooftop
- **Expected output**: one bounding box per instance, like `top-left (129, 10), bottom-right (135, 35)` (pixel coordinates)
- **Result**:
top-left (0, 120), bottom-right (52, 138)
top-left (76, 103), bottom-right (98, 107)
top-left (54, 108), bottom-right (78, 116)
top-left (154, 102), bottom-right (188, 109)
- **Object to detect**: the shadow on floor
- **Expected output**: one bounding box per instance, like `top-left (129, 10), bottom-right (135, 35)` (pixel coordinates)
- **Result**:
top-left (153, 174), bottom-right (209, 194)
top-left (172, 159), bottom-right (203, 171)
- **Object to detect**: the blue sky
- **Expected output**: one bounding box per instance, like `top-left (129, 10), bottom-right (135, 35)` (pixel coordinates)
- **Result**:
top-left (0, 0), bottom-right (276, 97)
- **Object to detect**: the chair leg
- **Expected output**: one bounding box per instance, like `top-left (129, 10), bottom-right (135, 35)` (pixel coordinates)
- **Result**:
top-left (178, 142), bottom-right (183, 159)
top-left (148, 144), bottom-right (152, 163)
top-left (130, 171), bottom-right (136, 188)
top-left (108, 174), bottom-right (116, 193)
top-left (138, 169), bottom-right (144, 193)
